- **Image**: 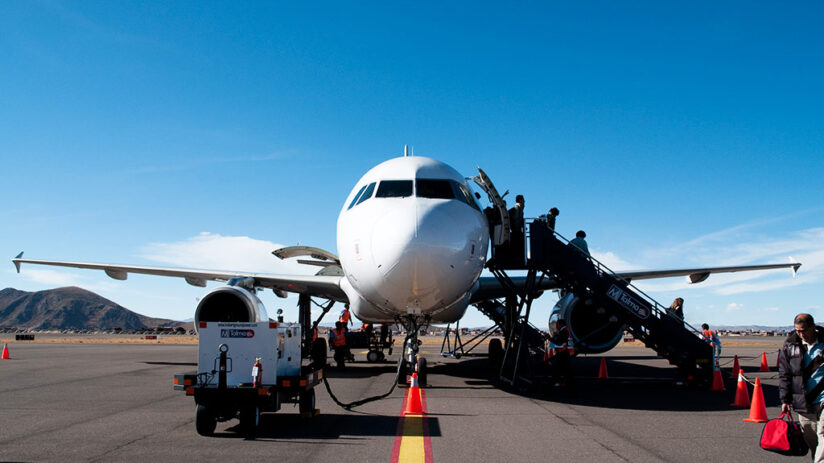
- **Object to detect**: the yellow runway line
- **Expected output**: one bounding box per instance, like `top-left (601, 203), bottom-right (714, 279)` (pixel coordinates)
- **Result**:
top-left (391, 387), bottom-right (433, 462)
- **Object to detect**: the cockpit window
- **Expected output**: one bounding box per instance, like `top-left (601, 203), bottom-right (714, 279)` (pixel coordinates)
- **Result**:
top-left (355, 182), bottom-right (376, 206)
top-left (416, 179), bottom-right (455, 199)
top-left (376, 180), bottom-right (413, 198)
top-left (347, 184), bottom-right (368, 210)
top-left (452, 181), bottom-right (481, 211)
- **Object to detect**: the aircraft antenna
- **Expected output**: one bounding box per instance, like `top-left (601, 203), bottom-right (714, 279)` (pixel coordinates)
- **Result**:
top-left (404, 145), bottom-right (408, 157)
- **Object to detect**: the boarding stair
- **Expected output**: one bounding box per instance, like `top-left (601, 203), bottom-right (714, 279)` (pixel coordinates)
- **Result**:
top-left (526, 221), bottom-right (714, 382)
top-left (474, 296), bottom-right (549, 386)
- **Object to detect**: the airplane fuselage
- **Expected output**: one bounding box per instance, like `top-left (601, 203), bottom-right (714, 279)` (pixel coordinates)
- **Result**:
top-left (337, 156), bottom-right (489, 324)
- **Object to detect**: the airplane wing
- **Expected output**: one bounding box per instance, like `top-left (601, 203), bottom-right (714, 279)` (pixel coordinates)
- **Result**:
top-left (616, 262), bottom-right (801, 283)
top-left (470, 262), bottom-right (800, 302)
top-left (11, 253), bottom-right (347, 301)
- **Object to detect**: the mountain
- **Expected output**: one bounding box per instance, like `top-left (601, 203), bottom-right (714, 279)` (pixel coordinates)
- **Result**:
top-left (0, 287), bottom-right (183, 330)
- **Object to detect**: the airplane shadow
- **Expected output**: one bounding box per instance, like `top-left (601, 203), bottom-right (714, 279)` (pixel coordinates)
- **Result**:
top-left (214, 413), bottom-right (441, 440)
top-left (323, 364), bottom-right (399, 379)
top-left (144, 361), bottom-right (197, 366)
top-left (429, 357), bottom-right (783, 413)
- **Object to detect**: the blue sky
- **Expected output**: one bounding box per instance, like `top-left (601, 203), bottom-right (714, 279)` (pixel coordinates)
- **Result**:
top-left (1, 1), bottom-right (822, 328)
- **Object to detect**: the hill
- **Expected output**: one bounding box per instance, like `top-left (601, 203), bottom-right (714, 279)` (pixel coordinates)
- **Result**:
top-left (0, 287), bottom-right (183, 330)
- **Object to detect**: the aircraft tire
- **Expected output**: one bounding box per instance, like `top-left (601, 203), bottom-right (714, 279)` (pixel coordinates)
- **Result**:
top-left (397, 360), bottom-right (408, 386)
top-left (367, 350), bottom-right (381, 363)
top-left (299, 389), bottom-right (315, 414)
top-left (488, 338), bottom-right (503, 371)
top-left (417, 357), bottom-right (427, 387)
top-left (195, 404), bottom-right (216, 436)
top-left (239, 405), bottom-right (260, 437)
top-left (311, 338), bottom-right (327, 369)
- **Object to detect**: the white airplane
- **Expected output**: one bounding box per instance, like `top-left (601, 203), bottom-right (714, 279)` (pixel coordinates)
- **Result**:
top-left (12, 154), bottom-right (801, 381)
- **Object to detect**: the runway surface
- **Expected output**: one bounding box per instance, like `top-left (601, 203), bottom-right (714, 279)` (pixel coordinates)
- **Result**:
top-left (0, 336), bottom-right (791, 462)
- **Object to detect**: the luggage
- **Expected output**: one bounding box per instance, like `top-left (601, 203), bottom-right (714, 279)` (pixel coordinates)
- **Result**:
top-left (760, 411), bottom-right (808, 456)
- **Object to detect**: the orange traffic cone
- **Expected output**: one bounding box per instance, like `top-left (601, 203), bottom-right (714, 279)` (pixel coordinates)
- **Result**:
top-left (1, 343), bottom-right (8, 360)
top-left (776, 352), bottom-right (781, 370)
top-left (743, 377), bottom-right (769, 423)
top-left (731, 370), bottom-right (750, 407)
top-left (402, 373), bottom-right (423, 416)
top-left (598, 357), bottom-right (609, 380)
top-left (729, 355), bottom-right (740, 379)
top-left (711, 361), bottom-right (725, 391)
top-left (760, 351), bottom-right (769, 372)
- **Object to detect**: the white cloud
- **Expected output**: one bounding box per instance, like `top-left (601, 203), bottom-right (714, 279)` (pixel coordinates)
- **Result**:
top-left (726, 302), bottom-right (743, 312)
top-left (631, 227), bottom-right (824, 297)
top-left (591, 251), bottom-right (641, 271)
top-left (140, 232), bottom-right (319, 276)
top-left (18, 268), bottom-right (125, 295)
top-left (763, 307), bottom-right (781, 312)
top-left (21, 268), bottom-right (84, 287)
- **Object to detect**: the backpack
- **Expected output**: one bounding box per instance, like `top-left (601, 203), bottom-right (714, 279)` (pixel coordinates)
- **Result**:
top-left (760, 411), bottom-right (809, 456)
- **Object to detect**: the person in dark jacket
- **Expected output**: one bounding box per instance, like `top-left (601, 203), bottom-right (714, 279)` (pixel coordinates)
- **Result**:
top-left (547, 207), bottom-right (559, 232)
top-left (507, 195), bottom-right (526, 265)
top-left (779, 313), bottom-right (824, 461)
top-left (550, 319), bottom-right (575, 393)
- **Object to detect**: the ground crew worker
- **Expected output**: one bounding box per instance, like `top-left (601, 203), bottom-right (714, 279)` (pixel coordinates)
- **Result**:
top-left (329, 321), bottom-right (349, 369)
top-left (339, 305), bottom-right (353, 330)
top-left (362, 323), bottom-right (373, 337)
top-left (779, 313), bottom-right (824, 460)
top-left (701, 323), bottom-right (721, 359)
top-left (550, 319), bottom-right (575, 393)
top-left (379, 323), bottom-right (389, 346)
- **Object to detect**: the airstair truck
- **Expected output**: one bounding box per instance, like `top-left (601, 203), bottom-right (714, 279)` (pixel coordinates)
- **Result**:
top-left (173, 321), bottom-right (323, 436)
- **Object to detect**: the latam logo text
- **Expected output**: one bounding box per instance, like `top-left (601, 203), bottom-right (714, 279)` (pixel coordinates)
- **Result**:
top-left (220, 329), bottom-right (255, 338)
top-left (606, 285), bottom-right (650, 319)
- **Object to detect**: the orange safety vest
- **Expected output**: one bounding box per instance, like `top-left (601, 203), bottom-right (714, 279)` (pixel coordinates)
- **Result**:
top-left (331, 328), bottom-right (347, 347)
top-left (339, 309), bottom-right (351, 324)
top-left (702, 329), bottom-right (714, 344)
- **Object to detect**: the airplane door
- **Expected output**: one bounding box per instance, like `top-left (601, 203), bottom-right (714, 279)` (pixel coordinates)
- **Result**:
top-left (471, 167), bottom-right (510, 246)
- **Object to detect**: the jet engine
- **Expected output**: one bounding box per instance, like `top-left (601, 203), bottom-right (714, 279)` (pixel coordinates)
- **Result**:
top-left (194, 286), bottom-right (268, 326)
top-left (548, 293), bottom-right (624, 354)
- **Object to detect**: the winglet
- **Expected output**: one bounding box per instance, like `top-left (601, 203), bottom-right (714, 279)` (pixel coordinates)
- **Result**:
top-left (13, 251), bottom-right (23, 273)
top-left (790, 257), bottom-right (801, 278)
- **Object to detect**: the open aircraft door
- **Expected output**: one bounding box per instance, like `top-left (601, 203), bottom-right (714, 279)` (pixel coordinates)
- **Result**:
top-left (471, 167), bottom-right (510, 246)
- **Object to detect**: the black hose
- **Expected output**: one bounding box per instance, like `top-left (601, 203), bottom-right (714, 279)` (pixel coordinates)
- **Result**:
top-left (321, 337), bottom-right (409, 410)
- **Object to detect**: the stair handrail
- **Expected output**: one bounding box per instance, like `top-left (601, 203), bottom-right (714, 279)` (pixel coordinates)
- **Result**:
top-left (526, 218), bottom-right (705, 337)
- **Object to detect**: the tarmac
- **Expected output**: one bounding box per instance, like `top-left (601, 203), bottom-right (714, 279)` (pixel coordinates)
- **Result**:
top-left (0, 336), bottom-right (793, 462)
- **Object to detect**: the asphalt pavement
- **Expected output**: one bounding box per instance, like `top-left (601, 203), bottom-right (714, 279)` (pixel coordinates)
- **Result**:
top-left (0, 336), bottom-right (792, 462)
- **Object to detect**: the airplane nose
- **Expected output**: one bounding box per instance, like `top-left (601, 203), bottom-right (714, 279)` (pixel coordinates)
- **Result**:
top-left (371, 203), bottom-right (471, 303)
top-left (371, 206), bottom-right (420, 283)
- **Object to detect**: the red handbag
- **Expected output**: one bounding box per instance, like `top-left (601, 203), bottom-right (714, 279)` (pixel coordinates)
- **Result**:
top-left (760, 411), bottom-right (809, 456)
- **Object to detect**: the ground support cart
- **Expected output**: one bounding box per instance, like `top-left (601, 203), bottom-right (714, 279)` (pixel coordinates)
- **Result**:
top-left (173, 321), bottom-right (324, 436)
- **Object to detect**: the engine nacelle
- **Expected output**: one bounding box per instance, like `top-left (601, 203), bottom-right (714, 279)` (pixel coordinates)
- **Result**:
top-left (548, 293), bottom-right (624, 354)
top-left (194, 286), bottom-right (268, 327)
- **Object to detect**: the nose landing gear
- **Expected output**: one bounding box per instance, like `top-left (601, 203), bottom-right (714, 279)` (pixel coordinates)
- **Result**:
top-left (398, 316), bottom-right (429, 387)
